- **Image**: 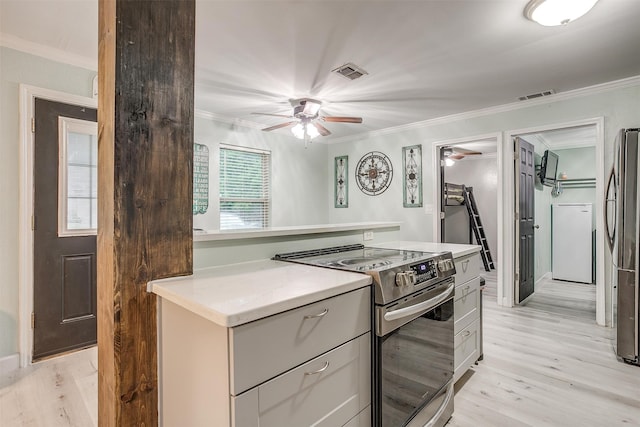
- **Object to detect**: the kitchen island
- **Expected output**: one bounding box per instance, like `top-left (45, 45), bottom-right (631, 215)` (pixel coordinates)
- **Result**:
top-left (149, 259), bottom-right (372, 427)
top-left (149, 240), bottom-right (483, 426)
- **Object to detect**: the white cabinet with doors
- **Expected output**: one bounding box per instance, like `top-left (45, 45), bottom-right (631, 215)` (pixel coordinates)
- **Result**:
top-left (452, 250), bottom-right (482, 383)
top-left (150, 260), bottom-right (372, 427)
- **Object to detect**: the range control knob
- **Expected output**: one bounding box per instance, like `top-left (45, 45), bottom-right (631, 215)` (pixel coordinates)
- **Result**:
top-left (395, 271), bottom-right (417, 287)
top-left (438, 259), bottom-right (454, 272)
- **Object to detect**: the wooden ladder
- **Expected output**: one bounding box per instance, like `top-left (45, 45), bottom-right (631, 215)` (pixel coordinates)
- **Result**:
top-left (462, 185), bottom-right (494, 272)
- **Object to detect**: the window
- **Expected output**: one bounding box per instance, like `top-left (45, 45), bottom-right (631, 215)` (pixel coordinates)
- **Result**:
top-left (58, 117), bottom-right (98, 236)
top-left (219, 144), bottom-right (271, 230)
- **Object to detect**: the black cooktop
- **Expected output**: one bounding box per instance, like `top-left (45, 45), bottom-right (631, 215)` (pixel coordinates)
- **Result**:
top-left (274, 244), bottom-right (434, 272)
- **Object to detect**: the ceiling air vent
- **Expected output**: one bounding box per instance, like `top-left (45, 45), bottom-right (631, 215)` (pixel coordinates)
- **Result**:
top-left (518, 89), bottom-right (556, 101)
top-left (332, 63), bottom-right (368, 80)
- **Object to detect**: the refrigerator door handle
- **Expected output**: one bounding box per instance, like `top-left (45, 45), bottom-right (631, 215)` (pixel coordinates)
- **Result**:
top-left (604, 165), bottom-right (617, 254)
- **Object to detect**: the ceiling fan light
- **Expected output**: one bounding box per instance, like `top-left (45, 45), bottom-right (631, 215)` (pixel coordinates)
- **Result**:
top-left (524, 0), bottom-right (599, 26)
top-left (445, 158), bottom-right (455, 167)
top-left (291, 122), bottom-right (320, 140)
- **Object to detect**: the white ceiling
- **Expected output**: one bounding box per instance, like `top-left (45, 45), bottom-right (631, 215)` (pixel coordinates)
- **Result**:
top-left (2, 0), bottom-right (640, 142)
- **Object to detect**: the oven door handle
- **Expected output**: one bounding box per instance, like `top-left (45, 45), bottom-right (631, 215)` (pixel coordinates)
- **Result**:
top-left (383, 283), bottom-right (455, 322)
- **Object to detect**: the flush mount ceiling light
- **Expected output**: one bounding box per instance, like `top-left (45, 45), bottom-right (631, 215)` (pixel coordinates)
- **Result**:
top-left (524, 0), bottom-right (599, 26)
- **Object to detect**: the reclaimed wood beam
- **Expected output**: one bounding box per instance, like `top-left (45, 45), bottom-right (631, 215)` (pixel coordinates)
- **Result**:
top-left (97, 0), bottom-right (195, 425)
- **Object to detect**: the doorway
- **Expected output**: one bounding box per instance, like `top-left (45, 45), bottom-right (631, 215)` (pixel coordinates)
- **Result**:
top-left (32, 98), bottom-right (98, 360)
top-left (505, 117), bottom-right (606, 326)
top-left (19, 85), bottom-right (98, 366)
top-left (513, 125), bottom-right (598, 320)
top-left (433, 134), bottom-right (502, 304)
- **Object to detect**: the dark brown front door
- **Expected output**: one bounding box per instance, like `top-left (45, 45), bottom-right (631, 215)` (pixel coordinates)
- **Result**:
top-left (33, 98), bottom-right (98, 360)
top-left (515, 137), bottom-right (535, 303)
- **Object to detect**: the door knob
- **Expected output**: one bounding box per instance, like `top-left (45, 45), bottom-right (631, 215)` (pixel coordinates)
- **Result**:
top-left (534, 225), bottom-right (540, 229)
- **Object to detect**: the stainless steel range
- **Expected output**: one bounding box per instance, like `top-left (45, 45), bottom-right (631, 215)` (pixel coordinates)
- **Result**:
top-left (274, 244), bottom-right (456, 427)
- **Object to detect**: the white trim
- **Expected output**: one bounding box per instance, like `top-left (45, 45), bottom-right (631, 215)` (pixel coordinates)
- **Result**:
top-left (330, 75), bottom-right (640, 145)
top-left (431, 133), bottom-right (506, 307)
top-left (195, 109), bottom-right (263, 131)
top-left (219, 142), bottom-right (270, 155)
top-left (504, 117), bottom-right (606, 326)
top-left (18, 84), bottom-right (97, 368)
top-left (1, 33), bottom-right (97, 71)
top-left (57, 117), bottom-right (99, 237)
top-left (0, 353), bottom-right (20, 376)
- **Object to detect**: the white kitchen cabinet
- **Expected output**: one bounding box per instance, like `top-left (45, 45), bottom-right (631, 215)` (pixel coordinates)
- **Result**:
top-left (159, 286), bottom-right (371, 427)
top-left (453, 251), bottom-right (482, 383)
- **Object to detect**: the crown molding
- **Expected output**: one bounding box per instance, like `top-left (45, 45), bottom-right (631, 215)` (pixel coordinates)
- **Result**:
top-left (0, 33), bottom-right (97, 71)
top-left (195, 109), bottom-right (263, 130)
top-left (329, 74), bottom-right (640, 144)
top-left (6, 33), bottom-right (637, 143)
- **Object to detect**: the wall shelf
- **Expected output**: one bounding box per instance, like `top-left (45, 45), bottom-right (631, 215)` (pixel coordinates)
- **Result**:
top-left (193, 221), bottom-right (402, 242)
top-left (557, 178), bottom-right (596, 189)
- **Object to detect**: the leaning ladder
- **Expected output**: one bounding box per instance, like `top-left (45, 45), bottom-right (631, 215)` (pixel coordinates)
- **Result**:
top-left (462, 186), bottom-right (494, 271)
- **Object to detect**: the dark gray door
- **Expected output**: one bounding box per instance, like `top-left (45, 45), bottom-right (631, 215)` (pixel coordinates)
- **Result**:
top-left (33, 98), bottom-right (97, 360)
top-left (515, 137), bottom-right (535, 303)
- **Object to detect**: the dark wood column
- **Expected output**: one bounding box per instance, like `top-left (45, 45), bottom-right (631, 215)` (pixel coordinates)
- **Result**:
top-left (98, 0), bottom-right (195, 425)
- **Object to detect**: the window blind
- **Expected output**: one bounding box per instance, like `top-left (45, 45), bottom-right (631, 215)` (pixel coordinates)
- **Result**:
top-left (219, 144), bottom-right (271, 230)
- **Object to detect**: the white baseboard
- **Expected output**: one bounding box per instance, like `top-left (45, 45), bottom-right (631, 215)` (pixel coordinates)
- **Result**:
top-left (536, 272), bottom-right (552, 286)
top-left (0, 353), bottom-right (20, 376)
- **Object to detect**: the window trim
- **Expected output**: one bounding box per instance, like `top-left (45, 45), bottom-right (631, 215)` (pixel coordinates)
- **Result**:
top-left (57, 116), bottom-right (98, 237)
top-left (219, 143), bottom-right (271, 230)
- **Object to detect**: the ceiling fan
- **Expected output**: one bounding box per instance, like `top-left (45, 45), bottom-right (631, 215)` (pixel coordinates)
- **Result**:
top-left (443, 146), bottom-right (483, 160)
top-left (252, 98), bottom-right (363, 142)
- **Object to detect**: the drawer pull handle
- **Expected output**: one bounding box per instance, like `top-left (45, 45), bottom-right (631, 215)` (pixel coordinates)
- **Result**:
top-left (461, 259), bottom-right (470, 272)
top-left (464, 285), bottom-right (470, 292)
top-left (304, 308), bottom-right (329, 319)
top-left (463, 330), bottom-right (471, 337)
top-left (305, 361), bottom-right (329, 375)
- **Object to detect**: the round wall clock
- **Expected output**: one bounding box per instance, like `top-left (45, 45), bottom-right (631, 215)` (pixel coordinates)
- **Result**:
top-left (355, 151), bottom-right (393, 196)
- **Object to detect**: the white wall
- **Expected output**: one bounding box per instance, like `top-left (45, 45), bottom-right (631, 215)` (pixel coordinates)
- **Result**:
top-left (327, 79), bottom-right (639, 323)
top-left (0, 47), bottom-right (96, 359)
top-left (443, 155), bottom-right (498, 261)
top-left (192, 114), bottom-right (330, 230)
top-left (554, 146), bottom-right (597, 209)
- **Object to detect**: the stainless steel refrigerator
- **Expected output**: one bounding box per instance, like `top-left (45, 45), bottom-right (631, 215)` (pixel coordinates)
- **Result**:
top-left (606, 128), bottom-right (640, 365)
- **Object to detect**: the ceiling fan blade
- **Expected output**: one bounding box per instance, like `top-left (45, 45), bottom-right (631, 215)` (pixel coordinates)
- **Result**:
top-left (321, 116), bottom-right (363, 123)
top-left (452, 147), bottom-right (482, 155)
top-left (262, 121), bottom-right (297, 132)
top-left (311, 121), bottom-right (332, 137)
top-left (251, 112), bottom-right (293, 118)
top-left (449, 154), bottom-right (465, 160)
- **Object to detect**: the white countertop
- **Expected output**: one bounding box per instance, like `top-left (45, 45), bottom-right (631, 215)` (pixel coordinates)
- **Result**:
top-left (193, 221), bottom-right (401, 242)
top-left (148, 260), bottom-right (371, 327)
top-left (372, 241), bottom-right (481, 258)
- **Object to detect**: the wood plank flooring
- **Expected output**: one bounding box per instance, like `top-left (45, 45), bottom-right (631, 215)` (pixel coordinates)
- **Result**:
top-left (1, 273), bottom-right (638, 426)
top-left (450, 273), bottom-right (640, 427)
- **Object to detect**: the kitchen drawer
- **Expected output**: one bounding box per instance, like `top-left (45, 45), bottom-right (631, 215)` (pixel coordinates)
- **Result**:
top-left (454, 318), bottom-right (480, 383)
top-left (230, 286), bottom-right (370, 394)
top-left (454, 252), bottom-right (481, 286)
top-left (454, 276), bottom-right (480, 334)
top-left (232, 333), bottom-right (371, 427)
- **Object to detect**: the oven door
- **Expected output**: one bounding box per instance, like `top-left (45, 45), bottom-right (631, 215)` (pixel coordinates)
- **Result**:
top-left (374, 280), bottom-right (454, 427)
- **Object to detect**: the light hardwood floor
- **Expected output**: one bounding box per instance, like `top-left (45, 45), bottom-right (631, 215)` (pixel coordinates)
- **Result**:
top-left (2, 275), bottom-right (639, 426)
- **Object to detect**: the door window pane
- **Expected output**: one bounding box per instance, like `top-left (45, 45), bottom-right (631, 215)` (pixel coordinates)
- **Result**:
top-left (58, 117), bottom-right (98, 236)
